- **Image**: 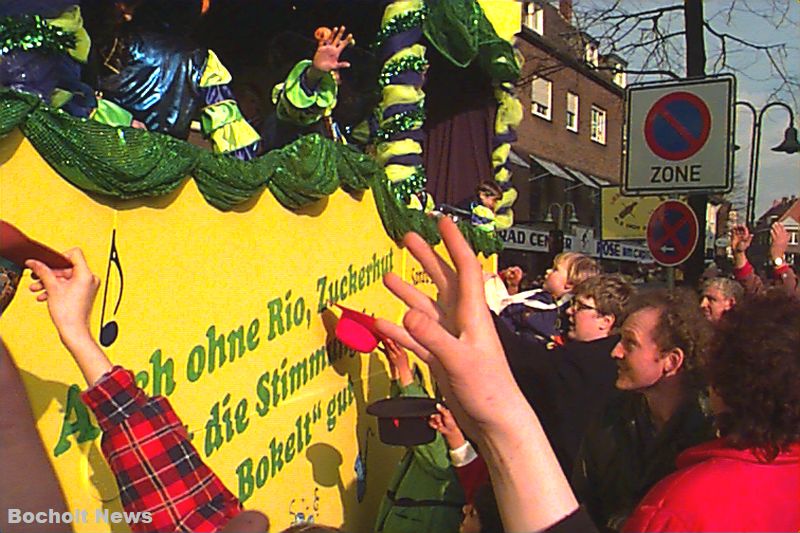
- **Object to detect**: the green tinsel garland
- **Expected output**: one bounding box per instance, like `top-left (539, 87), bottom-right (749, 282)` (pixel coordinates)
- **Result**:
top-left (389, 166), bottom-right (427, 204)
top-left (374, 9), bottom-right (426, 49)
top-left (0, 14), bottom-right (76, 56)
top-left (374, 107), bottom-right (426, 142)
top-left (379, 55), bottom-right (429, 87)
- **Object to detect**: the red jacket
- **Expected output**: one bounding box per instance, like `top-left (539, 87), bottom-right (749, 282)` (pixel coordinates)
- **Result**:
top-left (624, 439), bottom-right (800, 532)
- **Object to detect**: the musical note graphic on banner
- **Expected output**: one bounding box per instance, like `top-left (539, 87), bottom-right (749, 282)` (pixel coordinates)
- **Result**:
top-left (98, 229), bottom-right (124, 347)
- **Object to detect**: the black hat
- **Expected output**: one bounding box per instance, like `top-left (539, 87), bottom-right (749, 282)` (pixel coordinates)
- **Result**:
top-left (366, 397), bottom-right (438, 446)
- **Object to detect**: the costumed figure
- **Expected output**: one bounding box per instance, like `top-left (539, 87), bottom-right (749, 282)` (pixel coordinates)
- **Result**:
top-left (264, 25), bottom-right (363, 151)
top-left (90, 0), bottom-right (260, 160)
top-left (438, 181), bottom-right (503, 233)
top-left (0, 0), bottom-right (136, 127)
top-left (372, 340), bottom-right (465, 533)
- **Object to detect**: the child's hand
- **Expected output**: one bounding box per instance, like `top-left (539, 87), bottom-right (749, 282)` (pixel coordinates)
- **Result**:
top-left (382, 338), bottom-right (413, 387)
top-left (429, 403), bottom-right (466, 450)
top-left (501, 266), bottom-right (523, 286)
top-left (27, 248), bottom-right (96, 346)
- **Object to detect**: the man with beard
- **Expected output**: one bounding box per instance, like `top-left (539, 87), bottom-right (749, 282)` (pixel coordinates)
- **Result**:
top-left (498, 274), bottom-right (634, 475)
top-left (571, 289), bottom-right (716, 533)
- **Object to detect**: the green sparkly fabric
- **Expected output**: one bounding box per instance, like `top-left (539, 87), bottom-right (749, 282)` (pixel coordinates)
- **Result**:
top-left (0, 14), bottom-right (76, 57)
top-left (424, 0), bottom-right (519, 82)
top-left (457, 220), bottom-right (504, 256)
top-left (0, 89), bottom-right (502, 253)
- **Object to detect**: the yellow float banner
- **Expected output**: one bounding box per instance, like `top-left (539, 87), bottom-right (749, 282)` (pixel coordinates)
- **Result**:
top-left (601, 186), bottom-right (671, 240)
top-left (0, 131), bottom-right (495, 532)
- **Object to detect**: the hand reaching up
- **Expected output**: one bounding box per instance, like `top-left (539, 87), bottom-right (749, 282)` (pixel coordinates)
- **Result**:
top-left (312, 26), bottom-right (353, 74)
top-left (428, 403), bottom-right (466, 450)
top-left (375, 216), bottom-right (579, 531)
top-left (27, 248), bottom-right (95, 345)
top-left (27, 248), bottom-right (111, 386)
top-left (731, 224), bottom-right (753, 268)
top-left (770, 222), bottom-right (789, 261)
top-left (375, 217), bottom-right (519, 437)
top-left (381, 338), bottom-right (413, 387)
top-left (731, 224), bottom-right (753, 254)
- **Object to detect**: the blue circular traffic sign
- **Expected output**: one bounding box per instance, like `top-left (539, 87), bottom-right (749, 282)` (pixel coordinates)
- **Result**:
top-left (644, 92), bottom-right (711, 161)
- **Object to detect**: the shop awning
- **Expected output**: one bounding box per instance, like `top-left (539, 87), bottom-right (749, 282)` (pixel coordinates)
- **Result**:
top-left (509, 149), bottom-right (531, 168)
top-left (566, 168), bottom-right (601, 189)
top-left (530, 154), bottom-right (575, 182)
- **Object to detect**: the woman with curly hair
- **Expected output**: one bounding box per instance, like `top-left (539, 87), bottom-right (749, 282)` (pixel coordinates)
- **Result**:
top-left (624, 290), bottom-right (800, 532)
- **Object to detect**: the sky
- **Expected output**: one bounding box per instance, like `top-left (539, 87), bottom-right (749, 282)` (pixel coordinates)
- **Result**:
top-left (573, 0), bottom-right (799, 219)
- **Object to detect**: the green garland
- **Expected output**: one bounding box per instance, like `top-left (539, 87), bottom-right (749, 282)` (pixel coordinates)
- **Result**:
top-left (379, 56), bottom-right (430, 87)
top-left (389, 166), bottom-right (427, 205)
top-left (374, 9), bottom-right (427, 49)
top-left (374, 107), bottom-right (426, 142)
top-left (0, 88), bottom-right (502, 253)
top-left (0, 14), bottom-right (76, 56)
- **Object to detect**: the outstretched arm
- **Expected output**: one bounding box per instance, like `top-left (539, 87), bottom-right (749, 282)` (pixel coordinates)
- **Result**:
top-left (730, 224), bottom-right (764, 295)
top-left (27, 249), bottom-right (254, 532)
top-left (375, 217), bottom-right (580, 532)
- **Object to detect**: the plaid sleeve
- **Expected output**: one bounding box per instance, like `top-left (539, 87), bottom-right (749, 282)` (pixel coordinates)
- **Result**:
top-left (81, 367), bottom-right (241, 532)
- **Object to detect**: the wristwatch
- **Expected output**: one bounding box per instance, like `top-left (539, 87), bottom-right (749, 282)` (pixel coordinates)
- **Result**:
top-left (773, 256), bottom-right (785, 268)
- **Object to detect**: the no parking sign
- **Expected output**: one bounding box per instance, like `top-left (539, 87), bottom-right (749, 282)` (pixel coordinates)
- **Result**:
top-left (623, 76), bottom-right (734, 195)
top-left (646, 200), bottom-right (699, 267)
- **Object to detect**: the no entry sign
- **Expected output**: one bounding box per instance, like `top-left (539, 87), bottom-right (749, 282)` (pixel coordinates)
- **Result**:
top-left (623, 76), bottom-right (734, 195)
top-left (646, 200), bottom-right (699, 267)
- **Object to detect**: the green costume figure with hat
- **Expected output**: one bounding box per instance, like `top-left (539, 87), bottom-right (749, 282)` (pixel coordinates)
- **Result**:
top-left (370, 339), bottom-right (465, 533)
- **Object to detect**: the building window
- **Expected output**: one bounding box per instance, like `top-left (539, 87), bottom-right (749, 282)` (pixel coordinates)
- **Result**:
top-left (591, 106), bottom-right (606, 144)
top-left (790, 230), bottom-right (798, 245)
top-left (523, 2), bottom-right (544, 35)
top-left (613, 67), bottom-right (627, 88)
top-left (566, 92), bottom-right (579, 132)
top-left (531, 77), bottom-right (552, 120)
top-left (585, 42), bottom-right (599, 67)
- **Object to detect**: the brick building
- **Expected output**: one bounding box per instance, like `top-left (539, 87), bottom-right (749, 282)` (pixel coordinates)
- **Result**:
top-left (511, 0), bottom-right (626, 227)
top-left (502, 0), bottom-right (632, 276)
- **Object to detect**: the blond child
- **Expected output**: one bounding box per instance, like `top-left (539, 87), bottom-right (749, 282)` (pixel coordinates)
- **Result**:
top-left (499, 252), bottom-right (599, 346)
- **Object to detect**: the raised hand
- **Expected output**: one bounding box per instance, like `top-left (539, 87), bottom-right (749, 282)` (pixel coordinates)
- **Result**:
top-left (312, 26), bottom-right (353, 74)
top-left (731, 224), bottom-right (753, 254)
top-left (731, 224), bottom-right (753, 269)
top-left (27, 248), bottom-right (111, 385)
top-left (375, 217), bottom-right (518, 435)
top-left (381, 338), bottom-right (413, 387)
top-left (27, 248), bottom-right (96, 343)
top-left (428, 403), bottom-right (466, 450)
top-left (770, 222), bottom-right (789, 260)
top-left (375, 217), bottom-right (579, 531)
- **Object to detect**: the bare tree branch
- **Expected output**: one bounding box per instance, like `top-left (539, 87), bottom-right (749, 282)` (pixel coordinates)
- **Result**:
top-left (602, 4), bottom-right (684, 20)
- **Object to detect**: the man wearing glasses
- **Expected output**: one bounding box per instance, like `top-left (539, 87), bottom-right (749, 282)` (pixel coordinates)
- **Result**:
top-left (498, 274), bottom-right (634, 475)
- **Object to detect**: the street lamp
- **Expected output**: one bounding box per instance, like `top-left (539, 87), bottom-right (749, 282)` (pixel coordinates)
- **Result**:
top-left (735, 100), bottom-right (800, 226)
top-left (544, 202), bottom-right (579, 230)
